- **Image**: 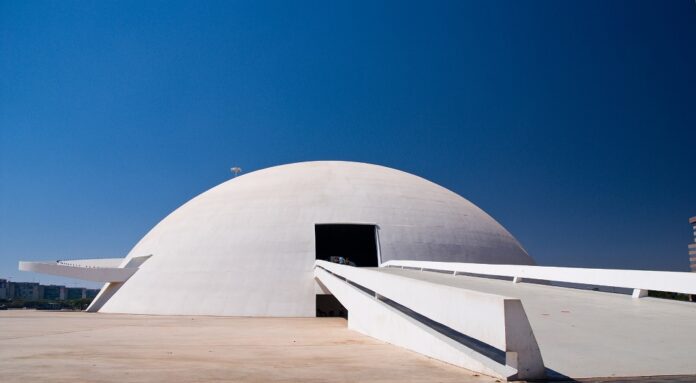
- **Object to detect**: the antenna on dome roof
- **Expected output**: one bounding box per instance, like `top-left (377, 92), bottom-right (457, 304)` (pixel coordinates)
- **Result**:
top-left (230, 167), bottom-right (242, 177)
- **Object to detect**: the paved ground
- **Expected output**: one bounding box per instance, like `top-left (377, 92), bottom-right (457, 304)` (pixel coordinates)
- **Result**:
top-left (380, 267), bottom-right (696, 380)
top-left (0, 310), bottom-right (494, 383)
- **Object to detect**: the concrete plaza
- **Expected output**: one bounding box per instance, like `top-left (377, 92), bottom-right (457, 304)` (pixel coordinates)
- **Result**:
top-left (0, 310), bottom-right (490, 383)
top-left (3, 309), bottom-right (696, 382)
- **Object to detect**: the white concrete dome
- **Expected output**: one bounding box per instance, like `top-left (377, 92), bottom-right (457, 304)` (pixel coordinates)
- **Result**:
top-left (94, 161), bottom-right (534, 316)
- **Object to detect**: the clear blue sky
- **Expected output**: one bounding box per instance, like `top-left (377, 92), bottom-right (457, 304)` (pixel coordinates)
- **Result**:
top-left (1, 1), bottom-right (695, 288)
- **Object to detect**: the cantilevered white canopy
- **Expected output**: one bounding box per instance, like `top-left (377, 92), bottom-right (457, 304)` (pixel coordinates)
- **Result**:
top-left (19, 256), bottom-right (151, 283)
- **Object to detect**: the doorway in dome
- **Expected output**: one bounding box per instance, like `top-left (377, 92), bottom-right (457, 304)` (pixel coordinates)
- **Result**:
top-left (314, 224), bottom-right (379, 267)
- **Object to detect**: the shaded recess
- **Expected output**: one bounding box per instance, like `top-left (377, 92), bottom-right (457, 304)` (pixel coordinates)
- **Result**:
top-left (315, 224), bottom-right (378, 267)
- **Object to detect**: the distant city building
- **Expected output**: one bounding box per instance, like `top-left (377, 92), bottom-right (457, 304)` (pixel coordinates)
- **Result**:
top-left (11, 282), bottom-right (40, 300)
top-left (66, 287), bottom-right (86, 300)
top-left (690, 216), bottom-right (696, 272)
top-left (40, 285), bottom-right (66, 300)
top-left (0, 279), bottom-right (99, 301)
top-left (0, 279), bottom-right (8, 300)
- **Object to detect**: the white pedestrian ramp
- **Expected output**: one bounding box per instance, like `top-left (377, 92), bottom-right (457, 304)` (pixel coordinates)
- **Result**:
top-left (379, 266), bottom-right (696, 380)
top-left (315, 260), bottom-right (696, 381)
top-left (315, 260), bottom-right (545, 381)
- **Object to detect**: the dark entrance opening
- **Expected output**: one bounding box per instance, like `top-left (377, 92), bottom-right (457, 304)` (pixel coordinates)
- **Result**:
top-left (314, 224), bottom-right (379, 267)
top-left (316, 294), bottom-right (347, 318)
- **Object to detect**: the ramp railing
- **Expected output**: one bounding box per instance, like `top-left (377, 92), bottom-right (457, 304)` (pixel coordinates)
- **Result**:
top-left (382, 260), bottom-right (696, 298)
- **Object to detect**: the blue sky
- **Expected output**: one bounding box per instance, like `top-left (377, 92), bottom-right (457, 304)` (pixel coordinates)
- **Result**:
top-left (1, 1), bottom-right (695, 288)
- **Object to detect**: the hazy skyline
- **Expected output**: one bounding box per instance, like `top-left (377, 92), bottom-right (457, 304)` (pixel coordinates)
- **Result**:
top-left (1, 0), bottom-right (695, 287)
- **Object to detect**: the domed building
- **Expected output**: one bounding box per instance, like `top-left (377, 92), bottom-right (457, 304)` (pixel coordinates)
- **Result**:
top-left (83, 161), bottom-right (533, 316)
top-left (20, 161), bottom-right (533, 317)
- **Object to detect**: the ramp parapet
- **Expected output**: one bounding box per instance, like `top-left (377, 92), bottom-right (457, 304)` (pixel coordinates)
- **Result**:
top-left (383, 260), bottom-right (696, 298)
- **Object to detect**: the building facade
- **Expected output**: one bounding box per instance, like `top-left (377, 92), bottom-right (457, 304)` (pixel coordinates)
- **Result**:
top-left (84, 161), bottom-right (535, 316)
top-left (690, 216), bottom-right (696, 272)
top-left (11, 282), bottom-right (40, 300)
top-left (0, 279), bottom-right (8, 300)
top-left (0, 279), bottom-right (99, 301)
top-left (66, 287), bottom-right (86, 300)
top-left (40, 285), bottom-right (66, 300)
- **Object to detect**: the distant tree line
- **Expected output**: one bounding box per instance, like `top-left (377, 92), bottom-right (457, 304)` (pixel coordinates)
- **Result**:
top-left (0, 298), bottom-right (94, 310)
top-left (647, 290), bottom-right (692, 302)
